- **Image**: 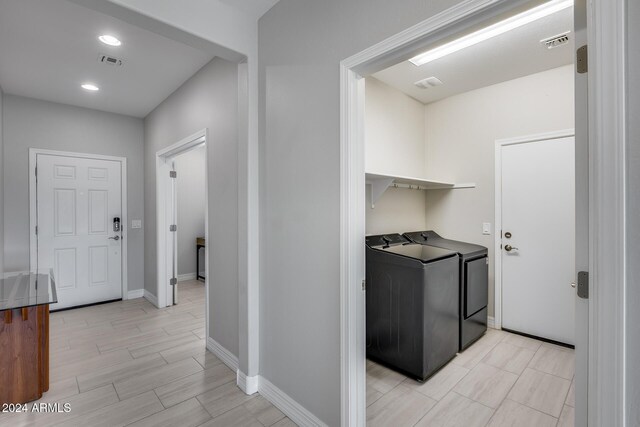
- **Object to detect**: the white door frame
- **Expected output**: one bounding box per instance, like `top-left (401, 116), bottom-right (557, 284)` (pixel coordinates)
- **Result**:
top-left (156, 129), bottom-right (208, 315)
top-left (339, 0), bottom-right (626, 426)
top-left (29, 148), bottom-right (129, 300)
top-left (493, 129), bottom-right (575, 330)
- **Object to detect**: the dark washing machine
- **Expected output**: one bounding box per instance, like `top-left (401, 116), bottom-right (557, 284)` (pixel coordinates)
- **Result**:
top-left (366, 234), bottom-right (459, 381)
top-left (404, 231), bottom-right (488, 351)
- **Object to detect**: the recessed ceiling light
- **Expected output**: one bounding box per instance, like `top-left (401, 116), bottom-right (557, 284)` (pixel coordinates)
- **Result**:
top-left (81, 83), bottom-right (100, 91)
top-left (409, 0), bottom-right (573, 66)
top-left (98, 34), bottom-right (121, 46)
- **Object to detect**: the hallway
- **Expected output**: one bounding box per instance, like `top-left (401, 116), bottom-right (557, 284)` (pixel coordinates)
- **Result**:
top-left (0, 281), bottom-right (294, 427)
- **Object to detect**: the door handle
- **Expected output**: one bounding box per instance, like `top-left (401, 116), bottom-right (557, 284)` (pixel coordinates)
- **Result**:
top-left (504, 244), bottom-right (518, 252)
top-left (108, 236), bottom-right (120, 241)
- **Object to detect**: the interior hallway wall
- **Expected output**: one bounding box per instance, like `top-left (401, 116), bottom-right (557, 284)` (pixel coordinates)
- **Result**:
top-left (365, 77), bottom-right (426, 177)
top-left (0, 86), bottom-right (4, 273)
top-left (144, 57), bottom-right (239, 356)
top-left (2, 95), bottom-right (144, 290)
top-left (423, 65), bottom-right (574, 318)
top-left (626, 0), bottom-right (640, 423)
top-left (175, 145), bottom-right (206, 278)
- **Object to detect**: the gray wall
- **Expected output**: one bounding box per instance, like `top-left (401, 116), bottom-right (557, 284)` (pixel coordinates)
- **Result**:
top-left (626, 0), bottom-right (640, 424)
top-left (2, 95), bottom-right (144, 290)
top-left (0, 86), bottom-right (4, 274)
top-left (175, 145), bottom-right (206, 277)
top-left (144, 57), bottom-right (239, 356)
top-left (259, 1), bottom-right (467, 424)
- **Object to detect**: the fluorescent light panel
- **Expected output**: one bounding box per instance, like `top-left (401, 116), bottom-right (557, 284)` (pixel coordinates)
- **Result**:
top-left (409, 0), bottom-right (573, 66)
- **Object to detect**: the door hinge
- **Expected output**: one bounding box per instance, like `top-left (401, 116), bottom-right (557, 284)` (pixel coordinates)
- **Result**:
top-left (169, 171), bottom-right (177, 178)
top-left (577, 45), bottom-right (588, 74)
top-left (361, 279), bottom-right (366, 291)
top-left (169, 224), bottom-right (177, 232)
top-left (170, 277), bottom-right (178, 286)
top-left (35, 166), bottom-right (38, 177)
top-left (577, 271), bottom-right (589, 299)
top-left (35, 226), bottom-right (38, 235)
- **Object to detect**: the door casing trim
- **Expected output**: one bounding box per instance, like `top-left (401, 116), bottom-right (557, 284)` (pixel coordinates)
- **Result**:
top-left (493, 129), bottom-right (575, 331)
top-left (29, 148), bottom-right (129, 302)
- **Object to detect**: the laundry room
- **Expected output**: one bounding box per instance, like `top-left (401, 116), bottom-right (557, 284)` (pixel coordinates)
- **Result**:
top-left (364, 1), bottom-right (578, 423)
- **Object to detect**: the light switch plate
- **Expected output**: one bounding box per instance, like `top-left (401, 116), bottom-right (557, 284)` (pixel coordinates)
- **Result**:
top-left (482, 223), bottom-right (491, 235)
top-left (131, 219), bottom-right (142, 229)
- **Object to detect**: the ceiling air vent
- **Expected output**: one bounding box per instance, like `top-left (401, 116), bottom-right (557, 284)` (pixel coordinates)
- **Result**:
top-left (414, 76), bottom-right (443, 89)
top-left (98, 54), bottom-right (123, 66)
top-left (540, 31), bottom-right (570, 49)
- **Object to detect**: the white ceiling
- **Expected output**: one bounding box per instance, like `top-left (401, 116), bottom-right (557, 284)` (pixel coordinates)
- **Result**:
top-left (0, 0), bottom-right (215, 117)
top-left (219, 0), bottom-right (281, 20)
top-left (372, 7), bottom-right (574, 105)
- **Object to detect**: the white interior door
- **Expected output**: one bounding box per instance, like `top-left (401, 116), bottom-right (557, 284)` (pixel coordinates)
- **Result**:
top-left (501, 136), bottom-right (575, 345)
top-left (37, 154), bottom-right (123, 310)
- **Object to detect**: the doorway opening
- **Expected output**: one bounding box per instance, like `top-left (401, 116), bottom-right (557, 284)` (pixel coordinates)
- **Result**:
top-left (156, 131), bottom-right (208, 305)
top-left (340, 0), bottom-right (591, 425)
top-left (29, 149), bottom-right (128, 311)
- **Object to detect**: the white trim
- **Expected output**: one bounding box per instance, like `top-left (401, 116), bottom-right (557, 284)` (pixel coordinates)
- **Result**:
top-left (493, 129), bottom-right (575, 330)
top-left (29, 148), bottom-right (129, 302)
top-left (236, 370), bottom-right (259, 395)
top-left (206, 337), bottom-right (239, 372)
top-left (340, 1), bottom-right (541, 425)
top-left (127, 289), bottom-right (144, 299)
top-left (487, 316), bottom-right (496, 329)
top-left (144, 290), bottom-right (158, 308)
top-left (588, 0), bottom-right (627, 424)
top-left (156, 129), bottom-right (210, 348)
top-left (178, 273), bottom-right (197, 282)
top-left (258, 376), bottom-right (328, 427)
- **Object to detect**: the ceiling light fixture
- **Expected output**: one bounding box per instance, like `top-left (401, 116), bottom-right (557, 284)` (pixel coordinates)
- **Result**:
top-left (81, 83), bottom-right (100, 91)
top-left (409, 0), bottom-right (573, 66)
top-left (98, 34), bottom-right (121, 46)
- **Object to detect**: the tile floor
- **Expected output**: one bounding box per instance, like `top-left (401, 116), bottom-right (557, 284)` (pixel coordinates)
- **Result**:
top-left (367, 328), bottom-right (575, 427)
top-left (0, 280), bottom-right (575, 427)
top-left (0, 280), bottom-right (294, 427)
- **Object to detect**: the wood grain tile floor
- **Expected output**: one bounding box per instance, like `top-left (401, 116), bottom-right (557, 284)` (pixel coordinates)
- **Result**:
top-left (367, 328), bottom-right (575, 426)
top-left (0, 280), bottom-right (293, 427)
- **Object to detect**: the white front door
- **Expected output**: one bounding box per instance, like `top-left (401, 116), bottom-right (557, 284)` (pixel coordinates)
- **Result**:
top-left (501, 136), bottom-right (575, 345)
top-left (37, 154), bottom-right (123, 310)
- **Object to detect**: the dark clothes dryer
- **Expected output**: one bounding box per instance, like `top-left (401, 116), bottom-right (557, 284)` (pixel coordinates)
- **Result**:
top-left (365, 234), bottom-right (459, 381)
top-left (404, 231), bottom-right (488, 351)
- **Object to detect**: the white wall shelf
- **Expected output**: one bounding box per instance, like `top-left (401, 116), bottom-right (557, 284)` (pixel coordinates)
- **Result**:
top-left (366, 172), bottom-right (475, 208)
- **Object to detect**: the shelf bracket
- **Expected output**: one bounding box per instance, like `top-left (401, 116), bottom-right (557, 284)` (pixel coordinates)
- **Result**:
top-left (369, 178), bottom-right (394, 208)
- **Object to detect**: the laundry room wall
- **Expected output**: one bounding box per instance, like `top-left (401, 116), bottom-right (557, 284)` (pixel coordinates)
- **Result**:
top-left (365, 77), bottom-right (426, 177)
top-left (175, 144), bottom-right (206, 279)
top-left (2, 95), bottom-right (145, 290)
top-left (259, 0), bottom-right (489, 424)
top-left (365, 76), bottom-right (429, 236)
top-left (144, 57), bottom-right (239, 357)
top-left (422, 64), bottom-right (575, 318)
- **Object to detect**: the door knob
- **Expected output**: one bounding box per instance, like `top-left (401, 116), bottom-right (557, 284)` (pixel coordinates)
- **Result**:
top-left (108, 236), bottom-right (120, 241)
top-left (504, 244), bottom-right (518, 252)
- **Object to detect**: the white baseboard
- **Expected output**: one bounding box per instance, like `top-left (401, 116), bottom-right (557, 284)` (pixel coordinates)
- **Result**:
top-left (178, 273), bottom-right (197, 282)
top-left (144, 290), bottom-right (159, 308)
top-left (206, 337), bottom-right (239, 372)
top-left (258, 376), bottom-right (327, 427)
top-left (126, 289), bottom-right (144, 300)
top-left (237, 370), bottom-right (259, 395)
top-left (488, 316), bottom-right (496, 329)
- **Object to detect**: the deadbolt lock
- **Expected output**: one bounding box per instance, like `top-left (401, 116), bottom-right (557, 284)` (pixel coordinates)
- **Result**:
top-left (504, 232), bottom-right (512, 238)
